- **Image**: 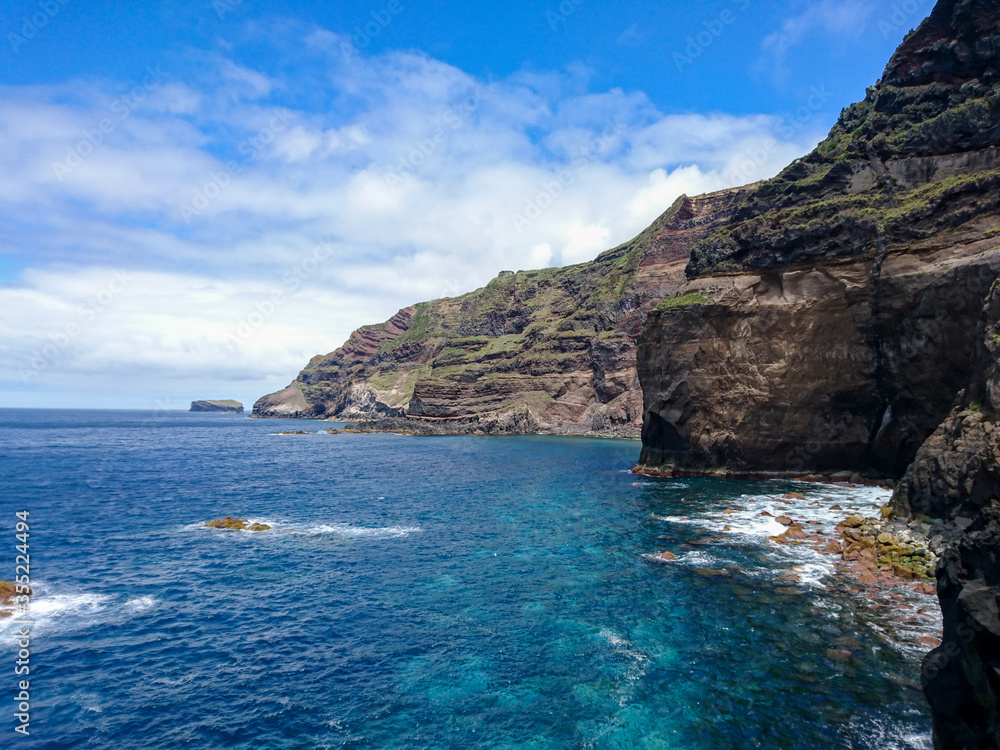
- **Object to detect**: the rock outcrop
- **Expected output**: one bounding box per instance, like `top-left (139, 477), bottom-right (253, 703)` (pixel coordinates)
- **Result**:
top-left (253, 186), bottom-right (753, 435)
top-left (190, 400), bottom-right (244, 413)
top-left (636, 0), bottom-right (1000, 477)
top-left (204, 516), bottom-right (270, 531)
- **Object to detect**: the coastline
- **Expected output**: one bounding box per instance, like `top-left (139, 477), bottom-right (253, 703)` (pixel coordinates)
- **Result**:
top-left (643, 478), bottom-right (943, 657)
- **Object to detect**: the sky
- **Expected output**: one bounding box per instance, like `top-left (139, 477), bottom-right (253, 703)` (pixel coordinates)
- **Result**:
top-left (0, 0), bottom-right (935, 409)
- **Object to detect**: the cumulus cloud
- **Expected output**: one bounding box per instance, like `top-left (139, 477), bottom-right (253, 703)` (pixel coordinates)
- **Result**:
top-left (0, 25), bottom-right (827, 407)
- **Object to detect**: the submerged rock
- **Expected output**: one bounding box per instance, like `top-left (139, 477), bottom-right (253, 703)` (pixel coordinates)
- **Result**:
top-left (827, 649), bottom-right (854, 663)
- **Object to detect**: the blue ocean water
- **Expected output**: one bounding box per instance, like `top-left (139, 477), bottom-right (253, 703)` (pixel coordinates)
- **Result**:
top-left (0, 409), bottom-right (935, 749)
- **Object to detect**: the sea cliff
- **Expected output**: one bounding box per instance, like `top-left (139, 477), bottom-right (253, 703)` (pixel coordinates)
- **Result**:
top-left (253, 185), bottom-right (753, 435)
top-left (633, 0), bottom-right (1000, 745)
top-left (635, 0), bottom-right (1000, 478)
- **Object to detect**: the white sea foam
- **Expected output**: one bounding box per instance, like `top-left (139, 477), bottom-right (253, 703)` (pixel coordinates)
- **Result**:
top-left (193, 518), bottom-right (422, 538)
top-left (598, 628), bottom-right (649, 707)
top-left (677, 550), bottom-right (718, 567)
top-left (304, 523), bottom-right (422, 538)
top-left (648, 514), bottom-right (700, 525)
top-left (124, 595), bottom-right (157, 613)
top-left (0, 588), bottom-right (112, 638)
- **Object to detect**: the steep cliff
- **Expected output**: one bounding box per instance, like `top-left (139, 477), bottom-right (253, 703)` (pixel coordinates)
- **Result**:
top-left (637, 0), bottom-right (1000, 477)
top-left (254, 186), bottom-right (752, 434)
top-left (891, 281), bottom-right (1000, 748)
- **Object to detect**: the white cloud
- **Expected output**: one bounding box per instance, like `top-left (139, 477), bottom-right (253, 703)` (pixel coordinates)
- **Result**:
top-left (0, 28), bottom-right (826, 407)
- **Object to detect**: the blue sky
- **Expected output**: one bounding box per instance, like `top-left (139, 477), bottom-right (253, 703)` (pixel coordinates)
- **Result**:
top-left (0, 0), bottom-right (932, 409)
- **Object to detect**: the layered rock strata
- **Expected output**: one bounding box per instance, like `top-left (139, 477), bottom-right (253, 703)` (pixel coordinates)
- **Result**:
top-left (254, 187), bottom-right (753, 435)
top-left (636, 0), bottom-right (1000, 477)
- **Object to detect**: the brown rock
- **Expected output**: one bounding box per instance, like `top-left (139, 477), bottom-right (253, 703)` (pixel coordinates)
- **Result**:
top-left (913, 583), bottom-right (937, 596)
top-left (776, 516), bottom-right (794, 526)
top-left (0, 580), bottom-right (31, 605)
top-left (917, 636), bottom-right (942, 649)
top-left (205, 516), bottom-right (249, 530)
top-left (783, 493), bottom-right (806, 500)
top-left (759, 511), bottom-right (774, 517)
top-left (659, 551), bottom-right (677, 561)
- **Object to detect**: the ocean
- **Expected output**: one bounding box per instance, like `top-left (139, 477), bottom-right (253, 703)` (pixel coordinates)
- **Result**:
top-left (0, 409), bottom-right (935, 749)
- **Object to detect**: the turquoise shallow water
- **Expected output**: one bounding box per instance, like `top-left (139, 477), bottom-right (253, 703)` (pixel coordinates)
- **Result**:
top-left (0, 409), bottom-right (933, 749)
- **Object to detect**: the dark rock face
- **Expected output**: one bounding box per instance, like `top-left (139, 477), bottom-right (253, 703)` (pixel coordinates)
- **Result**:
top-left (923, 507), bottom-right (1000, 750)
top-left (638, 240), bottom-right (1000, 477)
top-left (637, 0), bottom-right (1000, 478)
top-left (889, 280), bottom-right (1000, 747)
top-left (190, 400), bottom-right (243, 413)
top-left (634, 3), bottom-right (1000, 739)
top-left (253, 187), bottom-right (752, 435)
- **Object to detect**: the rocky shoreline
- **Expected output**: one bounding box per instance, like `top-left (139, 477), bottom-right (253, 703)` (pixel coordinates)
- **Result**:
top-left (647, 481), bottom-right (944, 656)
top-left (324, 415), bottom-right (641, 439)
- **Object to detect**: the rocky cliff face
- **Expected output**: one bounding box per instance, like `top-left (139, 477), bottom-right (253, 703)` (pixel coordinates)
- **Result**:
top-left (632, 0), bottom-right (1000, 744)
top-left (253, 186), bottom-right (752, 434)
top-left (887, 280), bottom-right (1000, 748)
top-left (637, 0), bottom-right (1000, 477)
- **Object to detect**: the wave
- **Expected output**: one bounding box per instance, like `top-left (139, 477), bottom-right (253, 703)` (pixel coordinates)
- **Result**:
top-left (0, 586), bottom-right (156, 638)
top-left (193, 518), bottom-right (422, 539)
